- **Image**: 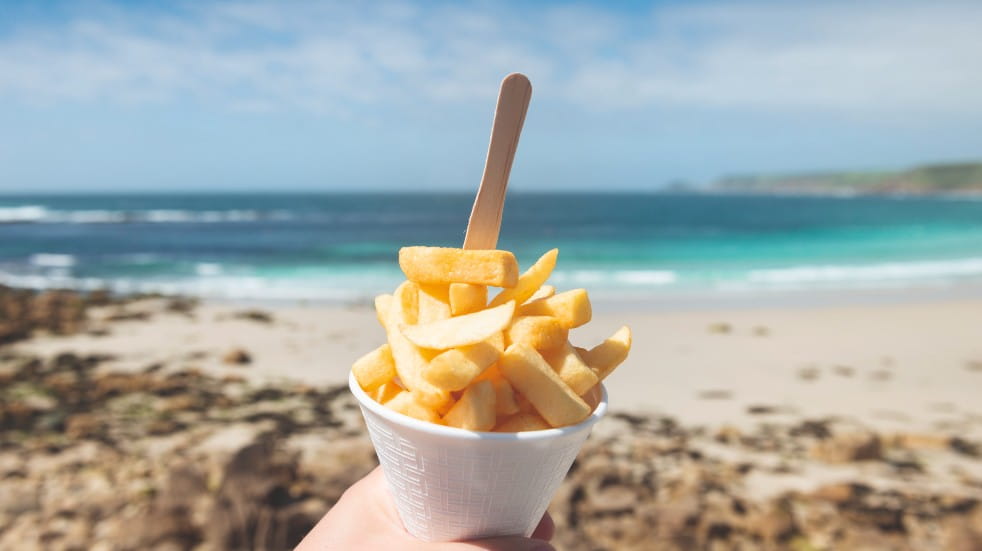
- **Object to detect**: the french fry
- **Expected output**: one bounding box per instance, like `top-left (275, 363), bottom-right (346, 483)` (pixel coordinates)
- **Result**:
top-left (399, 247), bottom-right (519, 288)
top-left (487, 331), bottom-right (505, 352)
top-left (524, 284), bottom-right (555, 304)
top-left (518, 288), bottom-right (591, 329)
top-left (449, 283), bottom-right (487, 316)
top-left (516, 392), bottom-right (536, 413)
top-left (387, 390), bottom-right (442, 423)
top-left (423, 340), bottom-right (500, 391)
top-left (581, 326), bottom-right (632, 381)
top-left (442, 380), bottom-right (496, 431)
top-left (417, 283), bottom-right (451, 323)
top-left (375, 294), bottom-right (392, 328)
top-left (499, 343), bottom-right (592, 427)
top-left (402, 301), bottom-right (515, 350)
top-left (543, 341), bottom-right (600, 396)
top-left (494, 411), bottom-right (551, 432)
top-left (491, 377), bottom-right (520, 416)
top-left (372, 381), bottom-right (402, 404)
top-left (395, 280), bottom-right (419, 325)
top-left (381, 283), bottom-right (451, 410)
top-left (473, 365), bottom-right (520, 415)
top-left (354, 244), bottom-right (631, 432)
top-left (506, 315), bottom-right (567, 351)
top-left (489, 249), bottom-right (558, 307)
top-left (352, 343), bottom-right (396, 392)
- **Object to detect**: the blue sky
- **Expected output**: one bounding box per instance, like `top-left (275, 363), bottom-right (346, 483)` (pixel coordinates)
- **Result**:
top-left (1, 0), bottom-right (981, 192)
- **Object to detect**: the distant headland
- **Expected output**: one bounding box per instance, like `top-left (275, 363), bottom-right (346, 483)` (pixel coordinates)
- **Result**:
top-left (711, 161), bottom-right (982, 197)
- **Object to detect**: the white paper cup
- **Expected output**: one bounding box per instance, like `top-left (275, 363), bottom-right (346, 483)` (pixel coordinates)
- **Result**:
top-left (349, 372), bottom-right (608, 542)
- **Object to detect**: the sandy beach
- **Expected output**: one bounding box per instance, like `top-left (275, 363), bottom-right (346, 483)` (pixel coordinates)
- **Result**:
top-left (3, 289), bottom-right (982, 549)
top-left (14, 296), bottom-right (981, 436)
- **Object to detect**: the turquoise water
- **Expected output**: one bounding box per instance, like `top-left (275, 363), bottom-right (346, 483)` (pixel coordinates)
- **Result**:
top-left (1, 192), bottom-right (981, 302)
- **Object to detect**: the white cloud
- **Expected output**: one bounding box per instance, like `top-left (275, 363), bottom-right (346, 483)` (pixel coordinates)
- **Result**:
top-left (0, 1), bottom-right (979, 118)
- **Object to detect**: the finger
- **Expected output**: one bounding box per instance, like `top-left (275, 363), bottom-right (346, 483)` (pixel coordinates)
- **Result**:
top-left (530, 512), bottom-right (555, 541)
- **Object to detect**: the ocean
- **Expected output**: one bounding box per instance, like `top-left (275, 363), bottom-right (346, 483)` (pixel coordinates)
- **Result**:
top-left (2, 192), bottom-right (982, 304)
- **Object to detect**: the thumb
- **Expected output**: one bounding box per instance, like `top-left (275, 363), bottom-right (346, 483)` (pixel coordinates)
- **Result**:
top-left (441, 536), bottom-right (556, 551)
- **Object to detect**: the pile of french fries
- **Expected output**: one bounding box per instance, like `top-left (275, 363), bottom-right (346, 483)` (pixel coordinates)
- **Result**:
top-left (352, 246), bottom-right (631, 432)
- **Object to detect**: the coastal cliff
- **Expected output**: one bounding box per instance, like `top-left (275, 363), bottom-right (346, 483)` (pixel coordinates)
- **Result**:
top-left (714, 162), bottom-right (982, 196)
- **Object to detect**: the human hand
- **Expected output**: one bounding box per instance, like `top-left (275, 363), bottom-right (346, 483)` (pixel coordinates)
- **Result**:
top-left (296, 467), bottom-right (556, 551)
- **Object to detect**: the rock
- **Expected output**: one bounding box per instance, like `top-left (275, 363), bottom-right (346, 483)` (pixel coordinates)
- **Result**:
top-left (232, 309), bottom-right (274, 324)
top-left (888, 432), bottom-right (952, 450)
top-left (810, 432), bottom-right (882, 463)
top-left (65, 413), bottom-right (103, 440)
top-left (746, 501), bottom-right (795, 542)
top-left (715, 425), bottom-right (742, 444)
top-left (222, 348), bottom-right (252, 365)
top-left (708, 322), bottom-right (732, 334)
top-left (833, 365), bottom-right (856, 377)
top-left (950, 438), bottom-right (980, 457)
top-left (165, 297), bottom-right (198, 314)
top-left (697, 390), bottom-right (732, 400)
top-left (943, 515), bottom-right (982, 551)
top-left (810, 483), bottom-right (871, 505)
top-left (206, 437), bottom-right (311, 550)
top-left (797, 366), bottom-right (821, 381)
top-left (0, 321), bottom-right (30, 345)
top-left (93, 372), bottom-right (153, 398)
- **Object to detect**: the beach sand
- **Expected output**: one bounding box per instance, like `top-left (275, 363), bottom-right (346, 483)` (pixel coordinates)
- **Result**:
top-left (15, 297), bottom-right (981, 437)
top-left (4, 292), bottom-right (982, 549)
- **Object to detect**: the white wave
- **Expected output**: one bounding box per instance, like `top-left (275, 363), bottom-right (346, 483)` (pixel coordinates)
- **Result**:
top-left (195, 263), bottom-right (222, 276)
top-left (748, 258), bottom-right (982, 285)
top-left (613, 270), bottom-right (679, 285)
top-left (0, 205), bottom-right (47, 222)
top-left (29, 253), bottom-right (76, 268)
top-left (143, 209), bottom-right (261, 223)
top-left (46, 210), bottom-right (128, 223)
top-left (0, 207), bottom-right (271, 224)
top-left (550, 269), bottom-right (678, 286)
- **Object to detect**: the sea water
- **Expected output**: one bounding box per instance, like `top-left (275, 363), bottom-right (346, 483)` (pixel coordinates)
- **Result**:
top-left (2, 192), bottom-right (981, 304)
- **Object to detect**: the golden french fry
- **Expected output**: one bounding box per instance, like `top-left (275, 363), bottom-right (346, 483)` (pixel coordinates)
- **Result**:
top-left (516, 392), bottom-right (536, 413)
top-left (543, 341), bottom-right (600, 396)
top-left (387, 390), bottom-right (442, 423)
top-left (352, 343), bottom-right (396, 392)
top-left (499, 343), bottom-right (592, 427)
top-left (380, 283), bottom-right (451, 410)
top-left (506, 315), bottom-right (567, 351)
top-left (402, 301), bottom-right (515, 350)
top-left (399, 247), bottom-right (519, 288)
top-left (494, 411), bottom-right (551, 432)
top-left (581, 326), bottom-right (632, 381)
top-left (417, 283), bottom-right (451, 323)
top-left (372, 380), bottom-right (402, 404)
top-left (491, 377), bottom-right (520, 416)
top-left (473, 364), bottom-right (519, 415)
top-left (518, 288), bottom-right (592, 329)
top-left (524, 284), bottom-right (555, 305)
top-left (442, 380), bottom-right (496, 431)
top-left (449, 283), bottom-right (487, 316)
top-left (375, 294), bottom-right (392, 328)
top-left (487, 331), bottom-right (505, 352)
top-left (489, 249), bottom-right (558, 307)
top-left (394, 281), bottom-right (419, 325)
top-left (423, 340), bottom-right (500, 391)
